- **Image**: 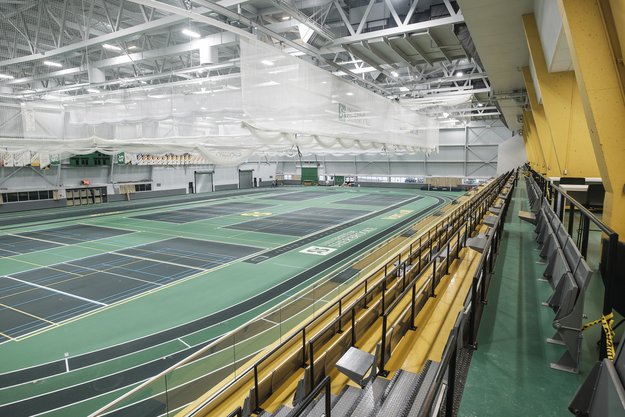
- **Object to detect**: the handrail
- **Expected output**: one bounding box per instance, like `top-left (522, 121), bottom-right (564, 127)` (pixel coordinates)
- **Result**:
top-left (286, 376), bottom-right (331, 417)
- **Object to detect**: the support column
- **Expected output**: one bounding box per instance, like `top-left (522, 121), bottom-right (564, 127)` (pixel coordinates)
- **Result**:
top-left (523, 13), bottom-right (600, 178)
top-left (523, 110), bottom-right (546, 171)
top-left (522, 67), bottom-right (554, 176)
top-left (558, 0), bottom-right (625, 238)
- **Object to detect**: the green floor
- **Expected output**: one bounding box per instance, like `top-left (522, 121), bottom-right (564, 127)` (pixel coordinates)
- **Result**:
top-left (0, 186), bottom-right (459, 416)
top-left (458, 179), bottom-right (610, 417)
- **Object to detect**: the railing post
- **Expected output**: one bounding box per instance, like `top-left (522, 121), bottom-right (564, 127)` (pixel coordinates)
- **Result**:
top-left (325, 378), bottom-right (332, 417)
top-left (309, 342), bottom-right (315, 392)
top-left (431, 258), bottom-right (437, 297)
top-left (410, 283), bottom-right (417, 330)
top-left (337, 300), bottom-right (343, 333)
top-left (351, 307), bottom-right (356, 346)
top-left (468, 273), bottom-right (479, 349)
top-left (567, 204), bottom-right (575, 236)
top-left (381, 280), bottom-right (386, 312)
top-left (581, 216), bottom-right (590, 258)
top-left (254, 365), bottom-right (261, 413)
top-left (379, 316), bottom-right (388, 377)
top-left (363, 279), bottom-right (368, 309)
top-left (302, 328), bottom-right (307, 366)
top-left (446, 241), bottom-right (450, 274)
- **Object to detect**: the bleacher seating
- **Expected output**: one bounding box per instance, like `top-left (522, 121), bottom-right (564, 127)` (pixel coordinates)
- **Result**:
top-left (529, 176), bottom-right (593, 373)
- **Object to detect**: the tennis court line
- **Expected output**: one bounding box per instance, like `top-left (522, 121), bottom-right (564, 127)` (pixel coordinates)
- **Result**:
top-left (62, 260), bottom-right (167, 288)
top-left (0, 331), bottom-right (15, 341)
top-left (0, 302), bottom-right (56, 325)
top-left (4, 276), bottom-right (107, 307)
top-left (8, 233), bottom-right (68, 247)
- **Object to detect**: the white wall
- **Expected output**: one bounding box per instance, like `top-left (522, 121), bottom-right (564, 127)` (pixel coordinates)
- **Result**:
top-left (497, 135), bottom-right (528, 174)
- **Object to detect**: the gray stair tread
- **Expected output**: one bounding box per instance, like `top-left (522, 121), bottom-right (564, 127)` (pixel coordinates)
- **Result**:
top-left (349, 378), bottom-right (389, 417)
top-left (273, 406), bottom-right (294, 417)
top-left (331, 386), bottom-right (363, 417)
top-left (406, 361), bottom-right (440, 417)
top-left (300, 394), bottom-right (337, 417)
top-left (374, 371), bottom-right (422, 417)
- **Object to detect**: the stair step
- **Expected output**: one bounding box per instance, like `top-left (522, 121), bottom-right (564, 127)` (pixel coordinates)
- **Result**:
top-left (406, 361), bottom-right (440, 417)
top-left (347, 377), bottom-right (389, 417)
top-left (331, 386), bottom-right (362, 417)
top-left (298, 394), bottom-right (337, 417)
top-left (374, 370), bottom-right (423, 417)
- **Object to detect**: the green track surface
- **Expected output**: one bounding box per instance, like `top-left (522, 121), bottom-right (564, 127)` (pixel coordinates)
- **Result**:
top-left (0, 186), bottom-right (459, 415)
top-left (458, 179), bottom-right (609, 417)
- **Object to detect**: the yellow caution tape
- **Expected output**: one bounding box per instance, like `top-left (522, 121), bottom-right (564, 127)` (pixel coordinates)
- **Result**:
top-left (582, 312), bottom-right (616, 360)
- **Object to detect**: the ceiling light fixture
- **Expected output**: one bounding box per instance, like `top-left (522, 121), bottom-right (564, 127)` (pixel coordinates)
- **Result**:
top-left (128, 45), bottom-right (139, 50)
top-left (391, 71), bottom-right (399, 77)
top-left (103, 43), bottom-right (122, 51)
top-left (182, 28), bottom-right (201, 38)
top-left (282, 16), bottom-right (290, 20)
top-left (456, 71), bottom-right (464, 77)
top-left (0, 73), bottom-right (14, 79)
top-left (442, 112), bottom-right (450, 118)
top-left (43, 61), bottom-right (63, 68)
top-left (261, 60), bottom-right (274, 66)
top-left (86, 88), bottom-right (100, 93)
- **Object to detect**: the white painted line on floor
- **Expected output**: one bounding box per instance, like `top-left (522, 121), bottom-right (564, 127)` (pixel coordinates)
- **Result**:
top-left (4, 276), bottom-right (107, 307)
top-left (177, 338), bottom-right (191, 348)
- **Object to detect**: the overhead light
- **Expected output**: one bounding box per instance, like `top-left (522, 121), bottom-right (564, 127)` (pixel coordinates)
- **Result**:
top-left (282, 16), bottom-right (290, 20)
top-left (43, 61), bottom-right (63, 68)
top-left (391, 71), bottom-right (399, 77)
top-left (86, 88), bottom-right (100, 93)
top-left (477, 102), bottom-right (484, 107)
top-left (399, 86), bottom-right (409, 92)
top-left (0, 73), bottom-right (14, 80)
top-left (456, 71), bottom-right (464, 77)
top-left (182, 28), bottom-right (201, 38)
top-left (128, 45), bottom-right (138, 50)
top-left (261, 60), bottom-right (274, 66)
top-left (442, 112), bottom-right (450, 118)
top-left (346, 92), bottom-right (354, 96)
top-left (102, 43), bottom-right (122, 52)
top-left (201, 107), bottom-right (207, 110)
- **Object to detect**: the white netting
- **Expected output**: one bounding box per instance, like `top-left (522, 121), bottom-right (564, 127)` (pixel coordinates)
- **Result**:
top-left (0, 39), bottom-right (440, 164)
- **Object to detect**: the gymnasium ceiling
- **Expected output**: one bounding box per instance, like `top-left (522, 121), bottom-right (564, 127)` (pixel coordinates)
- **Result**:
top-left (0, 0), bottom-right (530, 127)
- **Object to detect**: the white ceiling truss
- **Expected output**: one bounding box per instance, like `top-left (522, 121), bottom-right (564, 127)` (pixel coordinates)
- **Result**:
top-left (0, 0), bottom-right (502, 124)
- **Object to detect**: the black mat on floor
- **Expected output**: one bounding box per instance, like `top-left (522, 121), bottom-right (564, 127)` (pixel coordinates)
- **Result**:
top-left (225, 207), bottom-right (370, 237)
top-left (133, 202), bottom-right (273, 223)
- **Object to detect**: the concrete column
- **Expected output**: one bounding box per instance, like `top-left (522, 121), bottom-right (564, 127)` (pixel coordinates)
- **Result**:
top-left (523, 13), bottom-right (600, 178)
top-left (558, 0), bottom-right (625, 238)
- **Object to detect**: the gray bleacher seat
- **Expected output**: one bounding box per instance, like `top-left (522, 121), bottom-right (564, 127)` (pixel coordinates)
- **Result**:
top-left (569, 332), bottom-right (625, 416)
top-left (483, 215), bottom-right (497, 227)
